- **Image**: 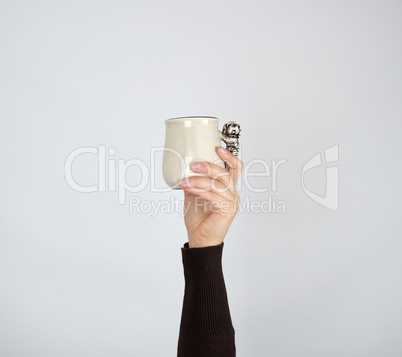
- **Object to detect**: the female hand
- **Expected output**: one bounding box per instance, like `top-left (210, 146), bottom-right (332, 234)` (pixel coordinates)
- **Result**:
top-left (179, 147), bottom-right (244, 248)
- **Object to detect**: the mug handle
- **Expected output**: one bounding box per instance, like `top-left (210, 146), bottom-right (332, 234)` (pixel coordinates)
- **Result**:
top-left (220, 121), bottom-right (242, 169)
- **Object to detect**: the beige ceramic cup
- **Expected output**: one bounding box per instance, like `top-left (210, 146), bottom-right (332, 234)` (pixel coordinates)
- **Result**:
top-left (163, 116), bottom-right (240, 189)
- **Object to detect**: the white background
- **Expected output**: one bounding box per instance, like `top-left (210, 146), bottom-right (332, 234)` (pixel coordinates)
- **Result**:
top-left (1, 1), bottom-right (401, 356)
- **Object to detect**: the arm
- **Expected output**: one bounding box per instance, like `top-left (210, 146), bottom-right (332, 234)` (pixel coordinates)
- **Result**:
top-left (178, 242), bottom-right (235, 357)
top-left (177, 147), bottom-right (243, 357)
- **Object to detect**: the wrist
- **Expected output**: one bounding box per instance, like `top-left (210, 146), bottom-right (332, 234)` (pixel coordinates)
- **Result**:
top-left (188, 240), bottom-right (222, 248)
top-left (188, 235), bottom-right (223, 249)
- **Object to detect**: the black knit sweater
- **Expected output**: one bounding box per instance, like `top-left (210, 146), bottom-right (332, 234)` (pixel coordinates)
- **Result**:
top-left (178, 242), bottom-right (236, 356)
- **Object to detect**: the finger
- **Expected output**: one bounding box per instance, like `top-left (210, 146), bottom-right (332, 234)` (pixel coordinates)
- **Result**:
top-left (179, 176), bottom-right (235, 201)
top-left (179, 176), bottom-right (234, 200)
top-left (189, 161), bottom-right (234, 190)
top-left (181, 186), bottom-right (237, 214)
top-left (216, 147), bottom-right (244, 184)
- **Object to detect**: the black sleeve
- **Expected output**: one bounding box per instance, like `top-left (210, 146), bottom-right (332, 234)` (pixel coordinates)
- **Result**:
top-left (177, 242), bottom-right (236, 357)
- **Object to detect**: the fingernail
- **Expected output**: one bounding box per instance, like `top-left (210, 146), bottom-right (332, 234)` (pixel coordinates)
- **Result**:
top-left (190, 162), bottom-right (204, 171)
top-left (218, 147), bottom-right (229, 155)
top-left (179, 177), bottom-right (189, 185)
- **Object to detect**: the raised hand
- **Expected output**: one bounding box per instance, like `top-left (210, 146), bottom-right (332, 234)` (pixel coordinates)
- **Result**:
top-left (179, 147), bottom-right (244, 248)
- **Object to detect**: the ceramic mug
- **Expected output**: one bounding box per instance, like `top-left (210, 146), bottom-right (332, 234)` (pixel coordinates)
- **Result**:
top-left (162, 116), bottom-right (241, 189)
